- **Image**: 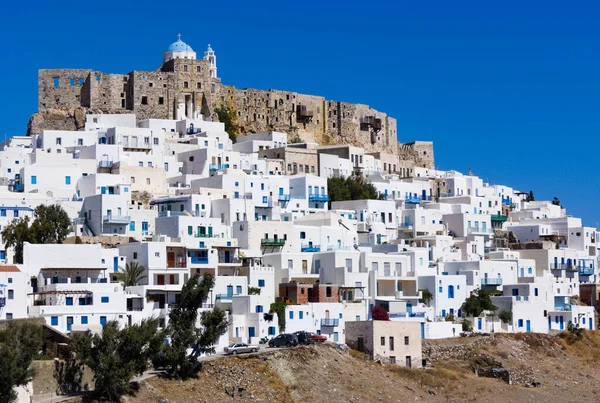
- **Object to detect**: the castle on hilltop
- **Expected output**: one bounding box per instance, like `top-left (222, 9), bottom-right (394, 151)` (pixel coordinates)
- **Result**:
top-left (35, 35), bottom-right (433, 168)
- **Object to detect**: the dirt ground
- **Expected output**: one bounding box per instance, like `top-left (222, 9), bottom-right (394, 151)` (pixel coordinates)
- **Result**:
top-left (70, 331), bottom-right (600, 403)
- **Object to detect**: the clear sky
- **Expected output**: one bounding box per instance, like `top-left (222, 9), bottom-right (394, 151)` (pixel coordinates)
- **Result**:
top-left (1, 1), bottom-right (599, 225)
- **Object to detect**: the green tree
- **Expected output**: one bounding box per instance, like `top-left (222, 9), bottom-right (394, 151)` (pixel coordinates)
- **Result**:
top-left (29, 204), bottom-right (71, 244)
top-left (461, 289), bottom-right (498, 317)
top-left (72, 319), bottom-right (162, 401)
top-left (116, 261), bottom-right (147, 288)
top-left (1, 204), bottom-right (72, 263)
top-left (155, 274), bottom-right (229, 379)
top-left (0, 322), bottom-right (45, 403)
top-left (552, 197), bottom-right (561, 207)
top-left (327, 176), bottom-right (383, 208)
top-left (268, 301), bottom-right (287, 331)
top-left (215, 104), bottom-right (240, 143)
top-left (498, 310), bottom-right (513, 324)
top-left (1, 217), bottom-right (31, 264)
top-left (526, 190), bottom-right (535, 202)
top-left (419, 289), bottom-right (433, 306)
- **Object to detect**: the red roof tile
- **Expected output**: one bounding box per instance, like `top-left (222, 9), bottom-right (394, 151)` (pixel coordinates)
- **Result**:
top-left (0, 265), bottom-right (20, 272)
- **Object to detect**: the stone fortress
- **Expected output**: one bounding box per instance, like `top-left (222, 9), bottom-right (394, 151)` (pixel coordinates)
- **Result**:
top-left (33, 35), bottom-right (434, 170)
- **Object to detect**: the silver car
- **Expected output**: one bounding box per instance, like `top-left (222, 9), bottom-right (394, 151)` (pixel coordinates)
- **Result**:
top-left (223, 342), bottom-right (259, 355)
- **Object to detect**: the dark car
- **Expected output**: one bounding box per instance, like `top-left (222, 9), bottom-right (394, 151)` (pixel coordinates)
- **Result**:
top-left (294, 331), bottom-right (312, 345)
top-left (268, 333), bottom-right (298, 348)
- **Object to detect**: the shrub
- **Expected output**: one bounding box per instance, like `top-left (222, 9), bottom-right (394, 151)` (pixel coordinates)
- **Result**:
top-left (462, 319), bottom-right (473, 332)
top-left (248, 287), bottom-right (261, 295)
top-left (498, 310), bottom-right (513, 324)
top-left (419, 289), bottom-right (433, 306)
top-left (371, 306), bottom-right (390, 321)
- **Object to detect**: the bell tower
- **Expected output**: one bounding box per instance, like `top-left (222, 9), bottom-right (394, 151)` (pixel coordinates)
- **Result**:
top-left (204, 44), bottom-right (217, 79)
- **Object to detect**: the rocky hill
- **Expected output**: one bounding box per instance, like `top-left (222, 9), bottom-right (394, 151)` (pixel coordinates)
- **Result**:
top-left (113, 331), bottom-right (600, 403)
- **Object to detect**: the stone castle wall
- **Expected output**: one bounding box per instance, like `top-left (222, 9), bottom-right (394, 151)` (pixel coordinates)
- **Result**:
top-left (33, 58), bottom-right (433, 167)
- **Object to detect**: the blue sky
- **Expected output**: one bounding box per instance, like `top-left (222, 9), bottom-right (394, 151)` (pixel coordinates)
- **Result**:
top-left (1, 1), bottom-right (599, 225)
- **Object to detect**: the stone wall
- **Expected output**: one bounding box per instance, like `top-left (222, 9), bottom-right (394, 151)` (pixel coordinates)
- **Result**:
top-left (34, 59), bottom-right (434, 169)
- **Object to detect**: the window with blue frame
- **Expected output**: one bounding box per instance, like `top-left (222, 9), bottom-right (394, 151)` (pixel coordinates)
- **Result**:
top-left (0, 251), bottom-right (5, 260)
top-left (300, 232), bottom-right (306, 239)
top-left (268, 326), bottom-right (275, 335)
top-left (129, 221), bottom-right (135, 231)
top-left (448, 285), bottom-right (455, 299)
top-left (256, 305), bottom-right (263, 313)
top-left (258, 279), bottom-right (265, 287)
top-left (339, 313), bottom-right (343, 319)
top-left (236, 285), bottom-right (242, 294)
top-left (51, 316), bottom-right (58, 326)
top-left (438, 286), bottom-right (442, 293)
top-left (31, 175), bottom-right (37, 185)
top-left (65, 176), bottom-right (71, 185)
top-left (0, 209), bottom-right (5, 217)
top-left (299, 311), bottom-right (303, 319)
top-left (81, 316), bottom-right (88, 324)
top-left (8, 290), bottom-right (13, 299)
top-left (262, 196), bottom-right (267, 203)
top-left (512, 288), bottom-right (518, 296)
top-left (528, 267), bottom-right (532, 274)
top-left (234, 191), bottom-right (239, 199)
top-left (218, 144), bottom-right (223, 149)
top-left (101, 296), bottom-right (109, 303)
top-left (66, 297), bottom-right (73, 306)
top-left (518, 319), bottom-right (524, 327)
top-left (235, 182), bottom-right (239, 187)
top-left (289, 311), bottom-right (294, 319)
top-left (13, 210), bottom-right (18, 217)
top-left (534, 288), bottom-right (539, 296)
top-left (442, 309), bottom-right (446, 317)
top-left (260, 183), bottom-right (264, 190)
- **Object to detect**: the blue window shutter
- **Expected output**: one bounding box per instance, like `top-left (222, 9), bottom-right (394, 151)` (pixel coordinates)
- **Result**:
top-left (101, 296), bottom-right (109, 303)
top-left (289, 311), bottom-right (294, 319)
top-left (258, 279), bottom-right (265, 287)
top-left (299, 311), bottom-right (303, 319)
top-left (51, 316), bottom-right (58, 326)
top-left (81, 316), bottom-right (88, 324)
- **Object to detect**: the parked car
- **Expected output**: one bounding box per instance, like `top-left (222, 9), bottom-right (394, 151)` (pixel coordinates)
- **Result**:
top-left (294, 331), bottom-right (313, 345)
top-left (268, 333), bottom-right (298, 348)
top-left (310, 333), bottom-right (327, 343)
top-left (223, 343), bottom-right (259, 355)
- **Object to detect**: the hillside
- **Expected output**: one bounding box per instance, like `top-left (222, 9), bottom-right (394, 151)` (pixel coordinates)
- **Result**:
top-left (117, 331), bottom-right (600, 403)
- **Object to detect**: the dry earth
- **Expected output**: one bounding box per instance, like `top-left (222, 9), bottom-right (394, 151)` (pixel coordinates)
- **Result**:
top-left (68, 331), bottom-right (600, 403)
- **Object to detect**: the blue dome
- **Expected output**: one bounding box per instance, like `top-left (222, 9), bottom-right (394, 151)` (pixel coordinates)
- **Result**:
top-left (166, 36), bottom-right (194, 52)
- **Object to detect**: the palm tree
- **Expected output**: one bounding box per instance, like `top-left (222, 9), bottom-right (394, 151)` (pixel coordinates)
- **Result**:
top-left (116, 261), bottom-right (147, 288)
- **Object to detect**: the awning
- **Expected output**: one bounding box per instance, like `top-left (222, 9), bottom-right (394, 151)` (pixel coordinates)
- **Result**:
top-left (0, 206), bottom-right (34, 212)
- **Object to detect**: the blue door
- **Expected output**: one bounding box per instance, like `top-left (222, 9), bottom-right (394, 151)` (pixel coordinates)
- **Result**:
top-left (226, 285), bottom-right (233, 297)
top-left (235, 327), bottom-right (239, 338)
top-left (559, 316), bottom-right (564, 330)
top-left (279, 188), bottom-right (284, 195)
top-left (420, 322), bottom-right (425, 339)
top-left (142, 221), bottom-right (148, 235)
top-left (548, 316), bottom-right (551, 329)
top-left (407, 303), bottom-right (413, 314)
top-left (248, 327), bottom-right (255, 338)
top-left (100, 316), bottom-right (107, 327)
top-left (520, 267), bottom-right (524, 277)
top-left (526, 320), bottom-right (531, 332)
top-left (422, 190), bottom-right (427, 200)
top-left (590, 318), bottom-right (593, 330)
top-left (113, 256), bottom-right (118, 272)
top-left (67, 316), bottom-right (73, 331)
top-left (448, 285), bottom-right (454, 299)
top-left (478, 318), bottom-right (482, 330)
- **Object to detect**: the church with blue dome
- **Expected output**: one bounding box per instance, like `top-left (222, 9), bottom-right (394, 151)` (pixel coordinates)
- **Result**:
top-left (163, 34), bottom-right (197, 64)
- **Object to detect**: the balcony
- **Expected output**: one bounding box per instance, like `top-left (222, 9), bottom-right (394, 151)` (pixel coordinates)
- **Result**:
top-left (551, 264), bottom-right (577, 271)
top-left (215, 293), bottom-right (241, 302)
top-left (579, 267), bottom-right (595, 276)
top-left (167, 259), bottom-right (187, 268)
top-left (98, 160), bottom-right (113, 168)
top-left (398, 223), bottom-right (414, 230)
top-left (481, 277), bottom-right (503, 286)
top-left (301, 244), bottom-right (321, 252)
top-left (360, 116), bottom-right (382, 132)
top-left (491, 214), bottom-right (508, 222)
top-left (321, 318), bottom-right (339, 327)
top-left (296, 104), bottom-right (314, 123)
top-left (190, 256), bottom-right (209, 264)
top-left (308, 194), bottom-right (329, 203)
top-left (209, 163), bottom-right (229, 171)
top-left (501, 197), bottom-right (512, 205)
top-left (103, 215), bottom-right (130, 224)
top-left (278, 194), bottom-right (290, 202)
top-left (389, 312), bottom-right (426, 319)
top-left (261, 238), bottom-right (285, 247)
top-left (405, 195), bottom-right (420, 204)
top-left (467, 227), bottom-right (493, 234)
top-left (122, 141), bottom-right (151, 150)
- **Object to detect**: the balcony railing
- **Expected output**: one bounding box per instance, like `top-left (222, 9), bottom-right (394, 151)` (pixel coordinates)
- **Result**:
top-left (467, 227), bottom-right (493, 234)
top-left (308, 194), bottom-right (329, 203)
top-left (481, 277), bottom-right (503, 286)
top-left (389, 312), bottom-right (426, 319)
top-left (405, 195), bottom-right (421, 204)
top-left (98, 160), bottom-right (113, 168)
top-left (579, 267), bottom-right (595, 276)
top-left (167, 260), bottom-right (187, 268)
top-left (190, 256), bottom-right (209, 264)
top-left (551, 264), bottom-right (577, 271)
top-left (301, 244), bottom-right (321, 252)
top-left (398, 223), bottom-right (414, 230)
top-left (103, 215), bottom-right (130, 224)
top-left (209, 163), bottom-right (229, 171)
top-left (278, 194), bottom-right (290, 202)
top-left (321, 318), bottom-right (339, 327)
top-left (215, 293), bottom-right (240, 301)
top-left (490, 214), bottom-right (508, 222)
top-left (261, 238), bottom-right (285, 247)
top-left (122, 141), bottom-right (151, 150)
